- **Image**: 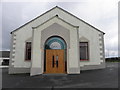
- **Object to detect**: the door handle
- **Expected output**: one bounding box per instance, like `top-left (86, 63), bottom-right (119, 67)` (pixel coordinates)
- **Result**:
top-left (56, 55), bottom-right (58, 68)
top-left (52, 55), bottom-right (58, 67)
top-left (52, 55), bottom-right (54, 67)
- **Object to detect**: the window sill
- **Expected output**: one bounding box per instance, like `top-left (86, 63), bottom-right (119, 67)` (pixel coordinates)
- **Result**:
top-left (80, 59), bottom-right (89, 61)
top-left (25, 60), bottom-right (31, 61)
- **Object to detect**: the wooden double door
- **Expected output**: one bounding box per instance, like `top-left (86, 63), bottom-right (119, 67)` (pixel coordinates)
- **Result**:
top-left (45, 50), bottom-right (65, 73)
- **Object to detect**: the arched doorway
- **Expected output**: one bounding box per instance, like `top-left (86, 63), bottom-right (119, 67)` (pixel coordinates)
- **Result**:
top-left (44, 36), bottom-right (67, 74)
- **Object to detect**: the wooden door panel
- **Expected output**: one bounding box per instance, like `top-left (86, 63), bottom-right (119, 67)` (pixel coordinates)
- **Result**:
top-left (45, 50), bottom-right (65, 73)
top-left (56, 50), bottom-right (65, 73)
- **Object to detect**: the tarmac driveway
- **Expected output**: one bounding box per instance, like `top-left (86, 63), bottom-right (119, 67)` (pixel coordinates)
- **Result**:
top-left (1, 62), bottom-right (119, 89)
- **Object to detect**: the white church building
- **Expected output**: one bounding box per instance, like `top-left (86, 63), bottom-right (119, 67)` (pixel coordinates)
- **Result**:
top-left (9, 6), bottom-right (105, 76)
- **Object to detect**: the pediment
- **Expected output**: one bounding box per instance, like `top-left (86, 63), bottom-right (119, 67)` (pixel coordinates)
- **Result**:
top-left (32, 15), bottom-right (79, 30)
top-left (79, 36), bottom-right (89, 42)
top-left (25, 37), bottom-right (32, 42)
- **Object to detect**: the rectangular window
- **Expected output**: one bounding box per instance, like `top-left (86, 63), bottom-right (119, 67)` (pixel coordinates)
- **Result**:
top-left (80, 42), bottom-right (89, 61)
top-left (25, 42), bottom-right (31, 61)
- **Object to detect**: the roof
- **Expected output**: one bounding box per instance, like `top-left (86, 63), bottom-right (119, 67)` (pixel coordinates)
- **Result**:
top-left (0, 51), bottom-right (10, 58)
top-left (11, 6), bottom-right (105, 34)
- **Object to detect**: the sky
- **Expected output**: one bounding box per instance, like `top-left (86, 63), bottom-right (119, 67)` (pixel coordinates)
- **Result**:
top-left (1, 0), bottom-right (119, 57)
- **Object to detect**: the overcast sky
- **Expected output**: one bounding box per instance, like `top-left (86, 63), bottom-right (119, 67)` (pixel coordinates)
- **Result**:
top-left (1, 0), bottom-right (119, 57)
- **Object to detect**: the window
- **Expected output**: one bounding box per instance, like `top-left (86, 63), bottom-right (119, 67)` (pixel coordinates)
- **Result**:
top-left (80, 42), bottom-right (89, 61)
top-left (25, 42), bottom-right (31, 61)
top-left (45, 37), bottom-right (66, 50)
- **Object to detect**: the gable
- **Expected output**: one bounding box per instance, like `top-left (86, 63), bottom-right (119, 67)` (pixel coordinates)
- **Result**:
top-left (32, 15), bottom-right (79, 29)
top-left (11, 6), bottom-right (105, 34)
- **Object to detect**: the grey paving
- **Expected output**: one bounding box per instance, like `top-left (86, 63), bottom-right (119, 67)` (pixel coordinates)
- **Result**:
top-left (1, 62), bottom-right (119, 89)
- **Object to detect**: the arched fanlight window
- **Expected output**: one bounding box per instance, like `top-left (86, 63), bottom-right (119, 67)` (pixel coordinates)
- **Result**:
top-left (45, 37), bottom-right (66, 49)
